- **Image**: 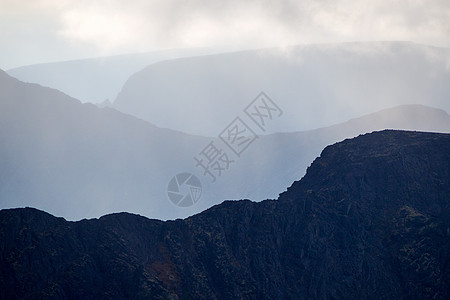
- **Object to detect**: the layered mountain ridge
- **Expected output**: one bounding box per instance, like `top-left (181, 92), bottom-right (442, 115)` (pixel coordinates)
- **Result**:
top-left (7, 47), bottom-right (224, 104)
top-left (114, 41), bottom-right (450, 135)
top-left (1, 130), bottom-right (449, 299)
top-left (1, 68), bottom-right (450, 220)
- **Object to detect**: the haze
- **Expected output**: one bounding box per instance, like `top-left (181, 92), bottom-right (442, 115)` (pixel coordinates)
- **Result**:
top-left (1, 0), bottom-right (450, 220)
top-left (1, 0), bottom-right (449, 69)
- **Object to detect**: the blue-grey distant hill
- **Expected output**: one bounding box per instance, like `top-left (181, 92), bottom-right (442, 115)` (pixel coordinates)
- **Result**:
top-left (7, 47), bottom-right (221, 104)
top-left (1, 69), bottom-right (449, 221)
top-left (114, 41), bottom-right (450, 135)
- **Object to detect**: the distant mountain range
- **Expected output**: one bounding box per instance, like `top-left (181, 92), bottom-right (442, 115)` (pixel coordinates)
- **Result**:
top-left (1, 130), bottom-right (448, 299)
top-left (1, 69), bottom-right (450, 221)
top-left (7, 47), bottom-right (224, 104)
top-left (114, 41), bottom-right (450, 135)
top-left (8, 42), bottom-right (450, 137)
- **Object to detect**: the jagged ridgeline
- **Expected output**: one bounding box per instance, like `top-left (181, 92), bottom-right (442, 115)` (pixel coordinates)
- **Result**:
top-left (0, 130), bottom-right (449, 299)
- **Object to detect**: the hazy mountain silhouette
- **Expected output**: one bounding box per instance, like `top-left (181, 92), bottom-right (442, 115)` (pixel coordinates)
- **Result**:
top-left (0, 69), bottom-right (207, 220)
top-left (1, 69), bottom-right (449, 221)
top-left (1, 130), bottom-right (448, 299)
top-left (7, 48), bottom-right (224, 104)
top-left (114, 41), bottom-right (450, 135)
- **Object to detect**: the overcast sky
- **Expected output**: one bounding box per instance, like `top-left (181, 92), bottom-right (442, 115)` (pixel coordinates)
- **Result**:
top-left (1, 0), bottom-right (449, 69)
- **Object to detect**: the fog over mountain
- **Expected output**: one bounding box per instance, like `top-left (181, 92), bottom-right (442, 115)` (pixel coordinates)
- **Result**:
top-left (1, 69), bottom-right (449, 221)
top-left (114, 41), bottom-right (450, 135)
top-left (2, 0), bottom-right (450, 298)
top-left (7, 47), bottom-right (224, 104)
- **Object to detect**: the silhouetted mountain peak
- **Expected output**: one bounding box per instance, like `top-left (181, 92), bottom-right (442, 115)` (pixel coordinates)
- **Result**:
top-left (283, 130), bottom-right (450, 214)
top-left (1, 130), bottom-right (448, 299)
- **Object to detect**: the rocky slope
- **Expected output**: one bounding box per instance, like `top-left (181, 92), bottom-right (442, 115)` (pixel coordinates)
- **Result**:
top-left (0, 130), bottom-right (449, 299)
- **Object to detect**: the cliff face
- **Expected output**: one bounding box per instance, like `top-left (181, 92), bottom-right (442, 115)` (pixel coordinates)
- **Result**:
top-left (0, 130), bottom-right (449, 299)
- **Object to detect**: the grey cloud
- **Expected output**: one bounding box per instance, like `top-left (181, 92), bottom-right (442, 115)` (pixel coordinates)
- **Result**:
top-left (1, 0), bottom-right (449, 69)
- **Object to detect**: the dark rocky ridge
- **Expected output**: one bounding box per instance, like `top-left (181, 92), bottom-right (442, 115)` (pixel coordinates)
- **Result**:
top-left (0, 130), bottom-right (449, 299)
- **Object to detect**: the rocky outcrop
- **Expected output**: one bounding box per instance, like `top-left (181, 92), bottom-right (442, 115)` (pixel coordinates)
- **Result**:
top-left (0, 130), bottom-right (449, 299)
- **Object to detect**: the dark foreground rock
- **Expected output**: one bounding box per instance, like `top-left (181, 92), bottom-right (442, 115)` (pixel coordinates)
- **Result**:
top-left (0, 130), bottom-right (449, 299)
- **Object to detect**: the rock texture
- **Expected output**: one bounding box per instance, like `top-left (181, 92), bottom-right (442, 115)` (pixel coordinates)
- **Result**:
top-left (0, 130), bottom-right (449, 299)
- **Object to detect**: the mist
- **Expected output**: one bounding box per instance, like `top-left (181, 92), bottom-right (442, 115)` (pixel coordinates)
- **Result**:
top-left (1, 0), bottom-right (450, 220)
top-left (1, 0), bottom-right (450, 69)
top-left (2, 2), bottom-right (450, 298)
